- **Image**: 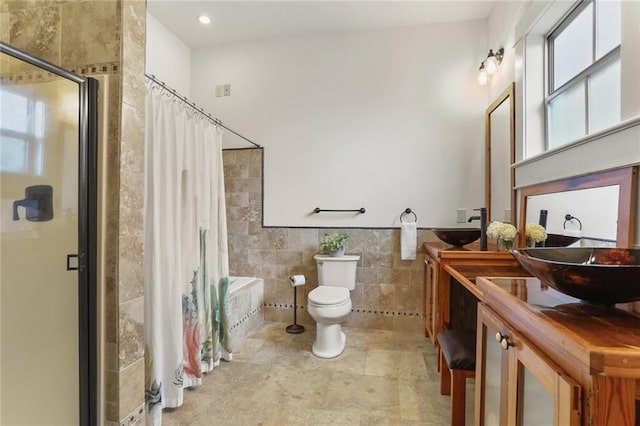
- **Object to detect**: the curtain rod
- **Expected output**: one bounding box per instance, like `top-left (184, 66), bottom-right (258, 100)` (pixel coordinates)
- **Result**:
top-left (144, 73), bottom-right (262, 148)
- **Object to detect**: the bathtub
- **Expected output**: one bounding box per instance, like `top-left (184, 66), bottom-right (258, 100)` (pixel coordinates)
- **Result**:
top-left (228, 277), bottom-right (264, 346)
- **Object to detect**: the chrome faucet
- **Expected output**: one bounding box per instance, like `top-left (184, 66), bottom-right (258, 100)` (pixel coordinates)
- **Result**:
top-left (468, 207), bottom-right (487, 251)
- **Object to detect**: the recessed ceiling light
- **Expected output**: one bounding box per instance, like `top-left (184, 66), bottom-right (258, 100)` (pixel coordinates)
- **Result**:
top-left (198, 15), bottom-right (211, 25)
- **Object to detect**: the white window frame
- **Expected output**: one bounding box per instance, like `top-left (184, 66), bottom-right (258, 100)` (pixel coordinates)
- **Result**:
top-left (513, 0), bottom-right (640, 189)
top-left (544, 0), bottom-right (621, 150)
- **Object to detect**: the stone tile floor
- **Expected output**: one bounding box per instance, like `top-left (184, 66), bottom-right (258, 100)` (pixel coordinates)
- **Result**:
top-left (162, 322), bottom-right (474, 425)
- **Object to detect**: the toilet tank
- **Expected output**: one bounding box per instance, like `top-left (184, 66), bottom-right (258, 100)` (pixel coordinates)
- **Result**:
top-left (314, 254), bottom-right (360, 290)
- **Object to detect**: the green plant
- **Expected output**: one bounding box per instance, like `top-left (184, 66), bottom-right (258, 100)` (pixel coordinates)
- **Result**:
top-left (320, 233), bottom-right (349, 254)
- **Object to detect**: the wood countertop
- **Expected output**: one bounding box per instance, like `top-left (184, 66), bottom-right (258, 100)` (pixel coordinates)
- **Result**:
top-left (478, 276), bottom-right (640, 378)
top-left (423, 241), bottom-right (516, 261)
top-left (423, 241), bottom-right (530, 299)
top-left (445, 264), bottom-right (532, 299)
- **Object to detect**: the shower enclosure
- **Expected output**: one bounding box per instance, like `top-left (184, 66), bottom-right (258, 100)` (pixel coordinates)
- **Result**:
top-left (0, 43), bottom-right (97, 424)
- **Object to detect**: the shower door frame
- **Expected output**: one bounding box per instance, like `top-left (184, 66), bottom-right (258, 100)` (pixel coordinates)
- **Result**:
top-left (0, 42), bottom-right (98, 426)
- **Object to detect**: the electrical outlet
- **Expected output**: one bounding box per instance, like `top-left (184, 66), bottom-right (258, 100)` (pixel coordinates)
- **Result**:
top-left (224, 84), bottom-right (231, 96)
top-left (215, 85), bottom-right (223, 97)
top-left (456, 208), bottom-right (466, 223)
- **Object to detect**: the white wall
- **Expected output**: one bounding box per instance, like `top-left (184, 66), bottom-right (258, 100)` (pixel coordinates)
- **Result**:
top-left (146, 13), bottom-right (191, 96)
top-left (192, 22), bottom-right (489, 228)
top-left (487, 1), bottom-right (526, 101)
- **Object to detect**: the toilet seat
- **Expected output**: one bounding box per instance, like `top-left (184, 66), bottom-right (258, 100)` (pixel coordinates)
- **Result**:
top-left (308, 286), bottom-right (350, 306)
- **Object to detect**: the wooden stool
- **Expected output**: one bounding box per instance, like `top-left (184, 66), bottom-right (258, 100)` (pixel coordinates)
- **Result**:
top-left (437, 329), bottom-right (477, 426)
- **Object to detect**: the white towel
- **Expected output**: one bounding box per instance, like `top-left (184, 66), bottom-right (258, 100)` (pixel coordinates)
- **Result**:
top-left (401, 221), bottom-right (417, 260)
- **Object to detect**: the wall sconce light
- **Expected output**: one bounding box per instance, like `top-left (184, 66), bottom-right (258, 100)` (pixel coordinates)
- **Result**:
top-left (477, 47), bottom-right (504, 85)
top-left (478, 62), bottom-right (488, 85)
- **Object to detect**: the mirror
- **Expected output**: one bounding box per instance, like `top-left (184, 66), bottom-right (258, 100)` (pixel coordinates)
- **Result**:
top-left (486, 83), bottom-right (515, 223)
top-left (519, 167), bottom-right (638, 247)
top-left (526, 186), bottom-right (619, 245)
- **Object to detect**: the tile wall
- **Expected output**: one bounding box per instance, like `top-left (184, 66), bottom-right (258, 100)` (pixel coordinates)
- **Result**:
top-left (223, 148), bottom-right (437, 333)
top-left (0, 1), bottom-right (146, 424)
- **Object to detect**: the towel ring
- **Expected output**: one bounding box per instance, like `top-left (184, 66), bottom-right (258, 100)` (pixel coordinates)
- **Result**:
top-left (563, 214), bottom-right (582, 230)
top-left (400, 208), bottom-right (417, 223)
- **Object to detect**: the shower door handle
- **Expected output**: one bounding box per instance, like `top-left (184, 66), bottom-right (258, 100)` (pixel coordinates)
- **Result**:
top-left (13, 198), bottom-right (36, 220)
top-left (67, 254), bottom-right (79, 271)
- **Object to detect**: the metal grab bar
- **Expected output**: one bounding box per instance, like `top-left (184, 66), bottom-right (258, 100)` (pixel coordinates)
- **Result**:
top-left (313, 207), bottom-right (366, 214)
top-left (400, 208), bottom-right (417, 223)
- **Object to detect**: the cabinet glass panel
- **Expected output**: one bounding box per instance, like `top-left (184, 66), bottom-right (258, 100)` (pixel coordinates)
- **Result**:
top-left (424, 260), bottom-right (438, 343)
top-left (425, 263), bottom-right (433, 329)
top-left (429, 266), bottom-right (436, 336)
top-left (521, 366), bottom-right (554, 426)
top-left (483, 331), bottom-right (502, 425)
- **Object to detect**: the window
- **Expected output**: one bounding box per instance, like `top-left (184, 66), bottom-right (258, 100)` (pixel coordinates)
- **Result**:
top-left (546, 0), bottom-right (621, 149)
top-left (0, 88), bottom-right (45, 174)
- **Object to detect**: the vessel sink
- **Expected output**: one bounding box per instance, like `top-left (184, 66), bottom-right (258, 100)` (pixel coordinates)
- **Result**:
top-left (544, 233), bottom-right (581, 247)
top-left (432, 228), bottom-right (481, 247)
top-left (511, 248), bottom-right (640, 304)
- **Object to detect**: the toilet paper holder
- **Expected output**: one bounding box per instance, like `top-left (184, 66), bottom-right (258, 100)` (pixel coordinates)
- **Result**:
top-left (290, 275), bottom-right (306, 286)
top-left (286, 275), bottom-right (306, 334)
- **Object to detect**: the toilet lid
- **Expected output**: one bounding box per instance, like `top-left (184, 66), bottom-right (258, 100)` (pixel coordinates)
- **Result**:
top-left (308, 286), bottom-right (350, 305)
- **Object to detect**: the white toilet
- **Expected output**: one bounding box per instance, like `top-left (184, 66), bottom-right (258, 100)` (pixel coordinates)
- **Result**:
top-left (307, 254), bottom-right (359, 358)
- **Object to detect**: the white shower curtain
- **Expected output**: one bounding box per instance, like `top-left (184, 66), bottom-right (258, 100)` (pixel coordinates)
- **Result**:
top-left (144, 85), bottom-right (231, 426)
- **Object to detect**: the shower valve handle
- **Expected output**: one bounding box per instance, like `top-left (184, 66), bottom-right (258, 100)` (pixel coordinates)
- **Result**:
top-left (12, 199), bottom-right (37, 221)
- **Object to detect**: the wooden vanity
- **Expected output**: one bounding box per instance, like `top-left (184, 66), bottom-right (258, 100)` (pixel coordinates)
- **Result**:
top-left (423, 239), bottom-right (640, 425)
top-left (423, 241), bottom-right (529, 345)
top-left (475, 276), bottom-right (640, 426)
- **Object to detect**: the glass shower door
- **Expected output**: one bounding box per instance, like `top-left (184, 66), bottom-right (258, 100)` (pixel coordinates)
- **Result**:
top-left (1, 43), bottom-right (96, 425)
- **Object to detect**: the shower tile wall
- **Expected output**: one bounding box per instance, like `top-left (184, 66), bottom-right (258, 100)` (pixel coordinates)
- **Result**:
top-left (1, 1), bottom-right (146, 424)
top-left (223, 149), bottom-right (438, 332)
